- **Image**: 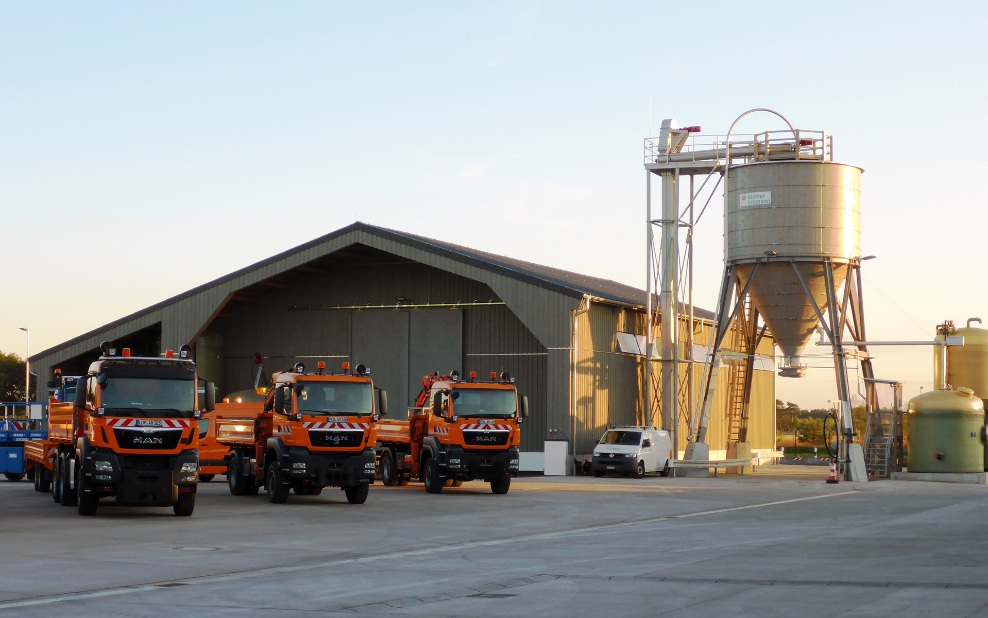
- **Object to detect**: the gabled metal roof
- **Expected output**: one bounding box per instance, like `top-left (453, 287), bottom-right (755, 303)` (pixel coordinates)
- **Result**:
top-left (33, 221), bottom-right (713, 360)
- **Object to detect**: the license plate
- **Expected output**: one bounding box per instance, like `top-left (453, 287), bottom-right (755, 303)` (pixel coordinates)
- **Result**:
top-left (137, 420), bottom-right (163, 427)
top-left (606, 465), bottom-right (615, 470)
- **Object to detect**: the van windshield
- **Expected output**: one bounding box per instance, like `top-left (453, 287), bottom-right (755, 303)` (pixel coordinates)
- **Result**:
top-left (599, 430), bottom-right (641, 446)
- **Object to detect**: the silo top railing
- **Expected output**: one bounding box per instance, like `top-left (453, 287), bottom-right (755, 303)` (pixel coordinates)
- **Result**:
top-left (644, 129), bottom-right (833, 167)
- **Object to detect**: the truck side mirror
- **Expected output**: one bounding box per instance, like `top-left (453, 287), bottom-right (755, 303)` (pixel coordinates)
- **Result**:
top-left (75, 379), bottom-right (88, 407)
top-left (274, 387), bottom-right (286, 414)
top-left (377, 389), bottom-right (388, 417)
top-left (204, 381), bottom-right (216, 412)
top-left (519, 395), bottom-right (529, 421)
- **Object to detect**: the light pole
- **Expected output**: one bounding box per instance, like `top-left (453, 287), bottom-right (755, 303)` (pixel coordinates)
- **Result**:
top-left (18, 327), bottom-right (29, 403)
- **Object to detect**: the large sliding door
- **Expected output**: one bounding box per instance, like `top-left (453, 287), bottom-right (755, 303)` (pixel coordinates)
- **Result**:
top-left (350, 309), bottom-right (462, 413)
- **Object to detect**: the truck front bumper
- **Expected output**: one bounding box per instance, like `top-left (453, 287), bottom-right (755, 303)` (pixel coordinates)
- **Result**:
top-left (286, 447), bottom-right (376, 487)
top-left (444, 446), bottom-right (519, 481)
top-left (85, 448), bottom-right (199, 506)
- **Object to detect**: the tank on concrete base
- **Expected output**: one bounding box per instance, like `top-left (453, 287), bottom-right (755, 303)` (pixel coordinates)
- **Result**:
top-left (906, 387), bottom-right (986, 473)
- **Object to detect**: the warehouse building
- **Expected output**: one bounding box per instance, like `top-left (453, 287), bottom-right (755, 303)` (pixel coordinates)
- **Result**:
top-left (30, 222), bottom-right (776, 471)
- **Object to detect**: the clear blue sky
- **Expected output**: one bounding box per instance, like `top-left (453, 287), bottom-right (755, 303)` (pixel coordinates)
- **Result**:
top-left (3, 1), bottom-right (987, 409)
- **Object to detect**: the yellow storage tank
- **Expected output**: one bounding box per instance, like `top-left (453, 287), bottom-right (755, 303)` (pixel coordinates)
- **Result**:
top-left (906, 388), bottom-right (986, 473)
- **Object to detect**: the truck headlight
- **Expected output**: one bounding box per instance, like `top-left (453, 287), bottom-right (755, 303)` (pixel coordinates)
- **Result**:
top-left (94, 460), bottom-right (113, 472)
top-left (180, 462), bottom-right (198, 473)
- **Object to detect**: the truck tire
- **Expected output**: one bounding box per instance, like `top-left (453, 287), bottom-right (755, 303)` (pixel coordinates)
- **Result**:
top-left (490, 477), bottom-right (511, 494)
top-left (379, 451), bottom-right (398, 487)
top-left (4, 473), bottom-right (25, 482)
top-left (228, 458), bottom-right (247, 496)
top-left (344, 484), bottom-right (369, 504)
top-left (173, 492), bottom-right (196, 516)
top-left (77, 467), bottom-right (98, 516)
top-left (52, 457), bottom-right (62, 503)
top-left (423, 457), bottom-right (443, 494)
top-left (266, 462), bottom-right (289, 504)
top-left (60, 455), bottom-right (77, 507)
top-left (33, 465), bottom-right (41, 491)
top-left (38, 467), bottom-right (50, 493)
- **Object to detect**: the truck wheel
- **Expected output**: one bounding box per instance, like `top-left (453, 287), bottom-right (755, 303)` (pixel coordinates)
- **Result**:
top-left (38, 467), bottom-right (51, 493)
top-left (266, 463), bottom-right (289, 504)
top-left (33, 466), bottom-right (41, 491)
top-left (52, 457), bottom-right (62, 503)
top-left (379, 451), bottom-right (398, 487)
top-left (634, 460), bottom-right (645, 479)
top-left (227, 458), bottom-right (246, 495)
top-left (199, 474), bottom-right (215, 482)
top-left (173, 492), bottom-right (196, 516)
top-left (4, 472), bottom-right (25, 482)
top-left (344, 484), bottom-right (369, 504)
top-left (490, 477), bottom-right (511, 494)
top-left (77, 468), bottom-right (98, 516)
top-left (60, 455), bottom-right (77, 507)
top-left (423, 458), bottom-right (443, 494)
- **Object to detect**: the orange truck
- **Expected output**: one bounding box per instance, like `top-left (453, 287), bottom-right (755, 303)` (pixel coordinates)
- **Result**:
top-left (24, 342), bottom-right (215, 516)
top-left (197, 389), bottom-right (267, 481)
top-left (376, 370), bottom-right (528, 494)
top-left (218, 361), bottom-right (387, 504)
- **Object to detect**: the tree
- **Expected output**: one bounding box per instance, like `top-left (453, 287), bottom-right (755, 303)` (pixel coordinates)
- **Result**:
top-left (0, 351), bottom-right (30, 402)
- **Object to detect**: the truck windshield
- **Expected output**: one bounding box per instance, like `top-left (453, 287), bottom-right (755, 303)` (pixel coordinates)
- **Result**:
top-left (297, 382), bottom-right (373, 416)
top-left (451, 388), bottom-right (516, 419)
top-left (100, 378), bottom-right (197, 418)
top-left (599, 430), bottom-right (641, 446)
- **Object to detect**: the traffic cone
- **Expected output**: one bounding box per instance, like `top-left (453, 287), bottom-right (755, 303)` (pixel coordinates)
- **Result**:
top-left (826, 459), bottom-right (839, 484)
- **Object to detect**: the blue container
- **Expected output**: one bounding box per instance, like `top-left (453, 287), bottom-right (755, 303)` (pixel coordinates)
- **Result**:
top-left (0, 445), bottom-right (25, 475)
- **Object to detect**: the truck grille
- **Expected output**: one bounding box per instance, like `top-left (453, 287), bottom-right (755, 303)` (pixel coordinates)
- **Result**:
top-left (463, 431), bottom-right (509, 446)
top-left (308, 430), bottom-right (363, 448)
top-left (112, 428), bottom-right (183, 450)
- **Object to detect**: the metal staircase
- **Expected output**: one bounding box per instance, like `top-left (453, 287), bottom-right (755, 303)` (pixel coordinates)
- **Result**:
top-left (863, 410), bottom-right (902, 479)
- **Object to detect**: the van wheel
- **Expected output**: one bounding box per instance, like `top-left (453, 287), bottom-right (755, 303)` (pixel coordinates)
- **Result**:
top-left (659, 461), bottom-right (671, 478)
top-left (634, 460), bottom-right (645, 479)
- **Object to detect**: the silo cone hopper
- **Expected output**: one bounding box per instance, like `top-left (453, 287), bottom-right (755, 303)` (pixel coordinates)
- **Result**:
top-left (737, 262), bottom-right (848, 378)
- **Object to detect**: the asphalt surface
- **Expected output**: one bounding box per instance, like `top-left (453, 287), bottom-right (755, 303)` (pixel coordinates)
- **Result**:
top-left (1, 465), bottom-right (987, 617)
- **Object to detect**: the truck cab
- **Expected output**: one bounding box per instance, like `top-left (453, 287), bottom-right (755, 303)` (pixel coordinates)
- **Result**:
top-left (377, 370), bottom-right (528, 494)
top-left (68, 343), bottom-right (215, 515)
top-left (223, 360), bottom-right (387, 504)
